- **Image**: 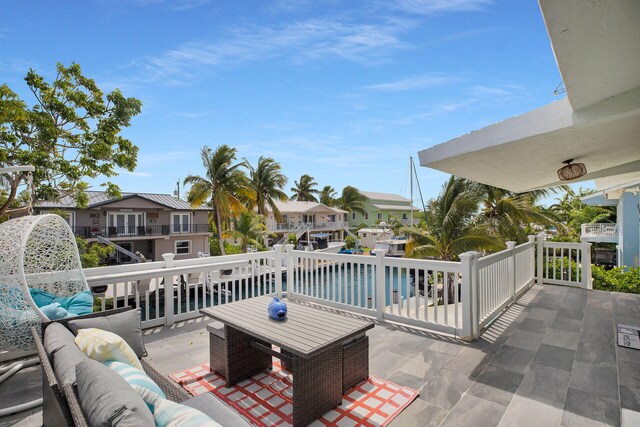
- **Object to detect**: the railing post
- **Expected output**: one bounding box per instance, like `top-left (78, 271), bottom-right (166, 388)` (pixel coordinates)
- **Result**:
top-left (285, 244), bottom-right (294, 298)
top-left (273, 244), bottom-right (283, 297)
top-left (536, 233), bottom-right (545, 286)
top-left (459, 251), bottom-right (478, 341)
top-left (528, 235), bottom-right (536, 285)
top-left (580, 237), bottom-right (592, 290)
top-left (375, 250), bottom-right (386, 321)
top-left (506, 241), bottom-right (517, 302)
top-left (162, 253), bottom-right (175, 326)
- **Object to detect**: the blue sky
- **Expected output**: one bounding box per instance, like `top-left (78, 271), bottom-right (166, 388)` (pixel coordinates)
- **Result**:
top-left (1, 0), bottom-right (589, 205)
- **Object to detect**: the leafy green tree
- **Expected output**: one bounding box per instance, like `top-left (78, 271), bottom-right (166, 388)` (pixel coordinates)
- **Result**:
top-left (319, 185), bottom-right (337, 206)
top-left (467, 182), bottom-right (562, 244)
top-left (344, 235), bottom-right (356, 250)
top-left (184, 145), bottom-right (249, 255)
top-left (242, 156), bottom-right (288, 221)
top-left (290, 174), bottom-right (319, 202)
top-left (230, 212), bottom-right (266, 252)
top-left (337, 186), bottom-right (366, 215)
top-left (0, 63), bottom-right (142, 217)
top-left (76, 237), bottom-right (112, 268)
top-left (404, 177), bottom-right (501, 261)
top-left (549, 187), bottom-right (615, 239)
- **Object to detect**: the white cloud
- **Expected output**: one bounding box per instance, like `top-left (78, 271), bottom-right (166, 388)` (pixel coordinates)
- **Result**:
top-left (130, 17), bottom-right (415, 84)
top-left (123, 171), bottom-right (152, 177)
top-left (389, 0), bottom-right (493, 15)
top-left (365, 74), bottom-right (459, 91)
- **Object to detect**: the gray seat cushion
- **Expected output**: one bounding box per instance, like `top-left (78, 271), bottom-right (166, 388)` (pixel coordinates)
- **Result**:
top-left (76, 358), bottom-right (154, 427)
top-left (43, 323), bottom-right (86, 386)
top-left (182, 393), bottom-right (249, 426)
top-left (206, 321), bottom-right (225, 340)
top-left (68, 308), bottom-right (147, 357)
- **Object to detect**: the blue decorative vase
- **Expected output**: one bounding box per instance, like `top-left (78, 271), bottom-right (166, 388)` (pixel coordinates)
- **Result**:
top-left (268, 297), bottom-right (287, 321)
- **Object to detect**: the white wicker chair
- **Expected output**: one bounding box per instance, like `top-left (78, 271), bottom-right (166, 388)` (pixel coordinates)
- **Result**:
top-left (0, 214), bottom-right (90, 352)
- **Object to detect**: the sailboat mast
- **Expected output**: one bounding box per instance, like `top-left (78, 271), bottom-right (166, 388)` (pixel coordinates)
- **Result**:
top-left (410, 155), bottom-right (414, 228)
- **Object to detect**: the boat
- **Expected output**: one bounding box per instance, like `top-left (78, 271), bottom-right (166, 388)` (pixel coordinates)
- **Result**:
top-left (370, 236), bottom-right (407, 257)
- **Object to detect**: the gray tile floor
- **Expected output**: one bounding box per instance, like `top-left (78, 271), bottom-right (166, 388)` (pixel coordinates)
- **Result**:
top-left (2, 284), bottom-right (640, 426)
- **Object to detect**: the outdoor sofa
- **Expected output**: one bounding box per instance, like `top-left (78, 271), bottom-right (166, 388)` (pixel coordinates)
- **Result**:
top-left (31, 306), bottom-right (248, 427)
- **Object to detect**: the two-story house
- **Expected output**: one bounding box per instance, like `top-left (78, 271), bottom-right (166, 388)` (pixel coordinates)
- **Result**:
top-left (581, 179), bottom-right (640, 268)
top-left (35, 191), bottom-right (212, 262)
top-left (265, 201), bottom-right (349, 246)
top-left (348, 191), bottom-right (419, 229)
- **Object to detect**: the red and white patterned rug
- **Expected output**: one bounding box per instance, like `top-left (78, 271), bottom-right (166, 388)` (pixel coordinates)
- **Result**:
top-left (170, 361), bottom-right (418, 427)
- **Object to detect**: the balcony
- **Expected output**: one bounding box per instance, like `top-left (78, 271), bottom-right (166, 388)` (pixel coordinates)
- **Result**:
top-left (268, 221), bottom-right (347, 232)
top-left (580, 223), bottom-right (618, 243)
top-left (70, 223), bottom-right (213, 239)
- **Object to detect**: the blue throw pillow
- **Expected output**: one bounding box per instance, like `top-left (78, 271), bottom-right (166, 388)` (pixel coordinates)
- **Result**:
top-left (105, 361), bottom-right (166, 412)
top-left (39, 302), bottom-right (70, 320)
top-left (29, 289), bottom-right (93, 317)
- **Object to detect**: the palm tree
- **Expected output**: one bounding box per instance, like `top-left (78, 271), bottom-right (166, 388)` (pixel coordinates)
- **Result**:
top-left (466, 181), bottom-right (563, 243)
top-left (184, 145), bottom-right (248, 255)
top-left (290, 174), bottom-right (319, 202)
top-left (404, 177), bottom-right (501, 261)
top-left (337, 186), bottom-right (366, 215)
top-left (230, 212), bottom-right (266, 252)
top-left (319, 185), bottom-right (337, 206)
top-left (243, 156), bottom-right (288, 221)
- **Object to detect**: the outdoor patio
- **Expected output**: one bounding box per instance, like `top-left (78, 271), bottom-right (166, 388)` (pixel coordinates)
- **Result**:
top-left (1, 283), bottom-right (639, 426)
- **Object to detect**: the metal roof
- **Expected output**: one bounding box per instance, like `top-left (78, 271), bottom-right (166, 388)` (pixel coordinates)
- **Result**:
top-left (35, 191), bottom-right (210, 211)
top-left (360, 191), bottom-right (410, 203)
top-left (371, 203), bottom-right (418, 211)
top-left (272, 200), bottom-right (348, 214)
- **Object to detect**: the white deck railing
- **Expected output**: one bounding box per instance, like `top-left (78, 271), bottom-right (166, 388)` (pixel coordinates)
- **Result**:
top-left (83, 234), bottom-right (589, 340)
top-left (581, 223), bottom-right (618, 238)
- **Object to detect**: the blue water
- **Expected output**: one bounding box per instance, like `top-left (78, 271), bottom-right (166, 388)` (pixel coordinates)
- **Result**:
top-left (125, 266), bottom-right (417, 322)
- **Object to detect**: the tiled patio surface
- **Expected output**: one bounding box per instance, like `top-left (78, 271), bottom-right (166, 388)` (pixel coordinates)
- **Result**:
top-left (2, 284), bottom-right (640, 426)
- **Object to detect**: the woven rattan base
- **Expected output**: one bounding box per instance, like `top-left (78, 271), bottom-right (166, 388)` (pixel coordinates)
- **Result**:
top-left (342, 335), bottom-right (369, 393)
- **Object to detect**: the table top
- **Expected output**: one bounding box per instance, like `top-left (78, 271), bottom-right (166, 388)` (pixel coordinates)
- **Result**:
top-left (200, 296), bottom-right (374, 358)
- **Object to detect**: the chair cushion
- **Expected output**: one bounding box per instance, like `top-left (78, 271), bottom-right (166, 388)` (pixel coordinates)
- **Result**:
top-left (75, 328), bottom-right (143, 371)
top-left (29, 289), bottom-right (93, 317)
top-left (182, 393), bottom-right (249, 427)
top-left (76, 358), bottom-right (154, 427)
top-left (68, 308), bottom-right (147, 357)
top-left (43, 323), bottom-right (87, 386)
top-left (154, 398), bottom-right (221, 427)
top-left (105, 360), bottom-right (166, 412)
top-left (206, 321), bottom-right (225, 340)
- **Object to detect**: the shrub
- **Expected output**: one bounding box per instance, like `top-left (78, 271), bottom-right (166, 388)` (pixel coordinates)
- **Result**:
top-left (543, 256), bottom-right (580, 282)
top-left (287, 233), bottom-right (297, 245)
top-left (592, 266), bottom-right (640, 294)
top-left (344, 235), bottom-right (356, 250)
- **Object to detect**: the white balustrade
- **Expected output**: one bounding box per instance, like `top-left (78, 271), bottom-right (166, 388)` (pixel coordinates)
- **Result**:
top-left (82, 235), bottom-right (584, 341)
top-left (581, 223), bottom-right (618, 238)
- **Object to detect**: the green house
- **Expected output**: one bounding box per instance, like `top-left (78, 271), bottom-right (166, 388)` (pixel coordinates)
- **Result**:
top-left (348, 191), bottom-right (419, 229)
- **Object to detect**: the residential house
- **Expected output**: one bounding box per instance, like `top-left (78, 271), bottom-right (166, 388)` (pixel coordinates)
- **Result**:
top-left (348, 191), bottom-right (419, 228)
top-left (581, 180), bottom-right (640, 267)
top-left (35, 191), bottom-right (212, 262)
top-left (265, 200), bottom-right (349, 245)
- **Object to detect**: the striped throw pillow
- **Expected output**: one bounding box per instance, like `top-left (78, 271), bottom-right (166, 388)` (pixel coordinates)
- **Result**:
top-left (104, 360), bottom-right (166, 412)
top-left (154, 398), bottom-right (221, 427)
top-left (75, 328), bottom-right (143, 371)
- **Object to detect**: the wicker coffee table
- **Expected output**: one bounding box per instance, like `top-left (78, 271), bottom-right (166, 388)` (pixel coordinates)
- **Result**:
top-left (200, 296), bottom-right (374, 427)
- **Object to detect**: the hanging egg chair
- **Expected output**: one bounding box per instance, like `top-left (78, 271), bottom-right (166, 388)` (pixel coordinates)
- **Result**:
top-left (0, 214), bottom-right (92, 352)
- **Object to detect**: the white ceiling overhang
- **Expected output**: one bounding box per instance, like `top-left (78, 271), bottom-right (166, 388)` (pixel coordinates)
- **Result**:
top-left (418, 0), bottom-right (640, 193)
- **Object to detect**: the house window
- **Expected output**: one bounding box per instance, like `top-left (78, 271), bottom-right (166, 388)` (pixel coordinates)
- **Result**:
top-left (351, 213), bottom-right (356, 220)
top-left (328, 214), bottom-right (336, 222)
top-left (172, 212), bottom-right (192, 233)
top-left (402, 213), bottom-right (408, 220)
top-left (364, 212), bottom-right (369, 220)
top-left (175, 240), bottom-right (191, 255)
top-left (377, 213), bottom-right (383, 220)
top-left (282, 214), bottom-right (288, 223)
